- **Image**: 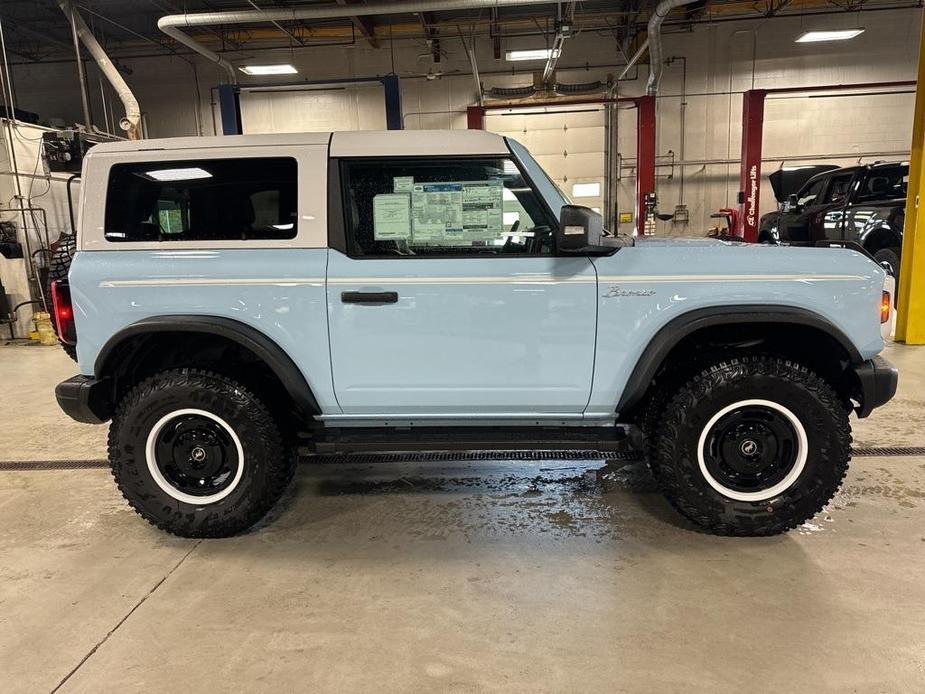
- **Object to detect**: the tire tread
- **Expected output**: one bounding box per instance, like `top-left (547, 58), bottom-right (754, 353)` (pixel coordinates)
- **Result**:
top-left (648, 355), bottom-right (851, 536)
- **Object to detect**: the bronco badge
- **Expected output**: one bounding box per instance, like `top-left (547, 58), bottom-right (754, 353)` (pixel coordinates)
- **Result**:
top-left (602, 285), bottom-right (656, 298)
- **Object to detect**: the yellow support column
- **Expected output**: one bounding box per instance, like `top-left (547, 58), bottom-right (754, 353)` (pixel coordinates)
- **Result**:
top-left (896, 10), bottom-right (925, 343)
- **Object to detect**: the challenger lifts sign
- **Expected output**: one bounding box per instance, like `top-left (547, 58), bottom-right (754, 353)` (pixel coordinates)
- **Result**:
top-left (738, 90), bottom-right (767, 241)
top-left (746, 164), bottom-right (759, 228)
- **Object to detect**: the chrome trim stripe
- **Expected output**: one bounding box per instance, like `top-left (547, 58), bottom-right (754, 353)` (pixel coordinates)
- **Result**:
top-left (326, 276), bottom-right (591, 285)
top-left (99, 278), bottom-right (325, 288)
top-left (596, 274), bottom-right (867, 283)
top-left (330, 274), bottom-right (866, 285)
top-left (100, 274), bottom-right (867, 288)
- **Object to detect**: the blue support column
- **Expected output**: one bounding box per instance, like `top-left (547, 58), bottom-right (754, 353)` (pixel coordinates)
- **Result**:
top-left (217, 84), bottom-right (242, 135)
top-left (380, 75), bottom-right (402, 130)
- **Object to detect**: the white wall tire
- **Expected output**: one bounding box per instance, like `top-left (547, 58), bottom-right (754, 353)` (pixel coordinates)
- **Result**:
top-left (646, 355), bottom-right (851, 536)
top-left (109, 370), bottom-right (295, 538)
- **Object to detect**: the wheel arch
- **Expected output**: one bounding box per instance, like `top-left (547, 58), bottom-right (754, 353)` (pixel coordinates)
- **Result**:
top-left (96, 315), bottom-right (321, 420)
top-left (616, 305), bottom-right (863, 416)
top-left (860, 224), bottom-right (902, 254)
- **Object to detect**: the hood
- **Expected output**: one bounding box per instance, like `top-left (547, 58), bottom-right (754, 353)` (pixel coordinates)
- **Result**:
top-left (768, 165), bottom-right (839, 202)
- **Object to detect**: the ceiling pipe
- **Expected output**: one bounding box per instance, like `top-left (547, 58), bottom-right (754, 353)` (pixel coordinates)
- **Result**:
top-left (157, 0), bottom-right (583, 83)
top-left (66, 4), bottom-right (93, 129)
top-left (541, 2), bottom-right (575, 86)
top-left (56, 0), bottom-right (141, 139)
top-left (646, 0), bottom-right (700, 96)
top-left (617, 38), bottom-right (648, 82)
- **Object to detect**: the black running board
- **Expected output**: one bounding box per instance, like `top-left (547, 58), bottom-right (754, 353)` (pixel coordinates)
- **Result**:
top-left (307, 425), bottom-right (641, 455)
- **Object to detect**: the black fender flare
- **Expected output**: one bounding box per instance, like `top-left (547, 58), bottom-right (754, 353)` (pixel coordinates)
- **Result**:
top-left (95, 315), bottom-right (320, 416)
top-left (615, 305), bottom-right (863, 415)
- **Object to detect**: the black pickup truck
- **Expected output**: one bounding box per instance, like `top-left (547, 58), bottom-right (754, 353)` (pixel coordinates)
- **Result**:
top-left (758, 162), bottom-right (908, 276)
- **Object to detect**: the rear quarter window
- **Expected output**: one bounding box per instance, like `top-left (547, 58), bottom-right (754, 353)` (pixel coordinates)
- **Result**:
top-left (104, 157), bottom-right (297, 242)
top-left (855, 165), bottom-right (909, 202)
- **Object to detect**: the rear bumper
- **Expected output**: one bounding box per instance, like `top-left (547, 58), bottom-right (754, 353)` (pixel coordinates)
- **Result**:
top-left (55, 375), bottom-right (112, 424)
top-left (852, 355), bottom-right (898, 418)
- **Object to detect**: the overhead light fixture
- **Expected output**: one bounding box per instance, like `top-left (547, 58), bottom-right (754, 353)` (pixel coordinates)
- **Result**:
top-left (796, 29), bottom-right (865, 43)
top-left (145, 167), bottom-right (212, 182)
top-left (238, 64), bottom-right (298, 75)
top-left (505, 48), bottom-right (560, 62)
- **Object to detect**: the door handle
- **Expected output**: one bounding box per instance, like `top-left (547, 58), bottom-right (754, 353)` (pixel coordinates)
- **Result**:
top-left (341, 291), bottom-right (398, 305)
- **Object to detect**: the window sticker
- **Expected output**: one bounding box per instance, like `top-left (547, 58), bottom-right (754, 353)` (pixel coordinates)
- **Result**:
top-left (393, 176), bottom-right (414, 193)
top-left (461, 180), bottom-right (503, 239)
top-left (410, 180), bottom-right (504, 245)
top-left (411, 183), bottom-right (464, 242)
top-left (373, 193), bottom-right (411, 240)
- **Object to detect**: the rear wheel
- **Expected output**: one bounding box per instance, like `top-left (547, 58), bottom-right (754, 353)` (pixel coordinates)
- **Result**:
top-left (648, 355), bottom-right (850, 536)
top-left (109, 369), bottom-right (296, 537)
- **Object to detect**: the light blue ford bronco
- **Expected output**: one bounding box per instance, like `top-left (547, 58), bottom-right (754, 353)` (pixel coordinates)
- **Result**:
top-left (51, 130), bottom-right (898, 538)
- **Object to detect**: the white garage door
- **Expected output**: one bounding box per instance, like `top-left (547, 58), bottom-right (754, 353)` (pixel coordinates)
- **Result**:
top-left (485, 106), bottom-right (605, 213)
top-left (238, 84), bottom-right (387, 134)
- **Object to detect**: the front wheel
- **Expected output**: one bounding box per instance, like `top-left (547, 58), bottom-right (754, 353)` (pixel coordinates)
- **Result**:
top-left (108, 369), bottom-right (296, 537)
top-left (647, 355), bottom-right (851, 536)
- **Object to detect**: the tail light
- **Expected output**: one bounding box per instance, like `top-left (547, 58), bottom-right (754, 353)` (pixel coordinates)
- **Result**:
top-left (50, 280), bottom-right (77, 344)
top-left (881, 290), bottom-right (891, 324)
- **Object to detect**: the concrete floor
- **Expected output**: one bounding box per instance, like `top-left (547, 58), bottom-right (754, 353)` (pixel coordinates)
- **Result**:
top-left (1, 341), bottom-right (924, 693)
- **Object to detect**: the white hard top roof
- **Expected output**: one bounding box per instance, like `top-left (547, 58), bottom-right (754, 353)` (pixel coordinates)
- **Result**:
top-left (87, 129), bottom-right (510, 157)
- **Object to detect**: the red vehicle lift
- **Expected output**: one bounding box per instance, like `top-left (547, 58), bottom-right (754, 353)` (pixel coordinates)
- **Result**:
top-left (736, 81), bottom-right (916, 242)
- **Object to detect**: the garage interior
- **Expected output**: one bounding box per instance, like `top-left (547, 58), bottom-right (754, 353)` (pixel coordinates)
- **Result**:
top-left (1, 0), bottom-right (925, 691)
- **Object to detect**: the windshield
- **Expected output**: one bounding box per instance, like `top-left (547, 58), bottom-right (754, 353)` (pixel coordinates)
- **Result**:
top-left (505, 137), bottom-right (571, 215)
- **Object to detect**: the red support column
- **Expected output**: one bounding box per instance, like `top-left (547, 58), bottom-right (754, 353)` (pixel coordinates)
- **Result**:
top-left (467, 105), bottom-right (485, 129)
top-left (635, 95), bottom-right (657, 237)
top-left (738, 89), bottom-right (767, 242)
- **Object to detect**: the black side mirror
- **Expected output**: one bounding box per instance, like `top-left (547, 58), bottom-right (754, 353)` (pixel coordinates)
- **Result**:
top-left (786, 193), bottom-right (801, 212)
top-left (557, 205), bottom-right (603, 252)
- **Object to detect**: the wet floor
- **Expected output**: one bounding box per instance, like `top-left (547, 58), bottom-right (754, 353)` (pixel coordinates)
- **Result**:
top-left (1, 342), bottom-right (924, 692)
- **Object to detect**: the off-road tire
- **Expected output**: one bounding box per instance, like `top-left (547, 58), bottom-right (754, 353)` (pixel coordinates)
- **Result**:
top-left (108, 369), bottom-right (296, 538)
top-left (648, 355), bottom-right (851, 536)
top-left (639, 354), bottom-right (718, 483)
top-left (47, 233), bottom-right (77, 362)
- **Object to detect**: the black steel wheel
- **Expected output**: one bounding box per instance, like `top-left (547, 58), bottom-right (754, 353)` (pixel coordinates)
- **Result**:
top-left (109, 369), bottom-right (296, 537)
top-left (648, 355), bottom-right (851, 536)
top-left (147, 410), bottom-right (243, 503)
top-left (698, 399), bottom-right (805, 501)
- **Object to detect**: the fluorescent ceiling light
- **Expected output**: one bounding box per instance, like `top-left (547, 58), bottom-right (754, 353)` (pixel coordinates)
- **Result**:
top-left (145, 167), bottom-right (212, 181)
top-left (238, 64), bottom-right (298, 75)
top-left (505, 48), bottom-right (560, 61)
top-left (796, 29), bottom-right (864, 43)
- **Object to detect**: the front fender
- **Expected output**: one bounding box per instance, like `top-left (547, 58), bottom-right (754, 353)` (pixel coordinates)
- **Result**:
top-left (613, 305), bottom-right (863, 414)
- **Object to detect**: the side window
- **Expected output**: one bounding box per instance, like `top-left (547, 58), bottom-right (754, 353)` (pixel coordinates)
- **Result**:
top-left (105, 157), bottom-right (297, 242)
top-left (339, 157), bottom-right (557, 257)
top-left (822, 174), bottom-right (855, 205)
top-left (797, 178), bottom-right (826, 207)
top-left (855, 165), bottom-right (909, 202)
